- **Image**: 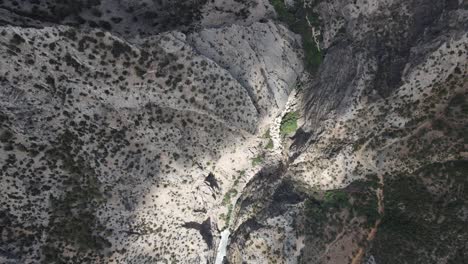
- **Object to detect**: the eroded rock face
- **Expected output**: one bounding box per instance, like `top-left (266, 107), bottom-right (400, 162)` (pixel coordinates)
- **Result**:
top-left (304, 0), bottom-right (467, 128)
top-left (189, 21), bottom-right (303, 116)
top-left (0, 3), bottom-right (302, 263)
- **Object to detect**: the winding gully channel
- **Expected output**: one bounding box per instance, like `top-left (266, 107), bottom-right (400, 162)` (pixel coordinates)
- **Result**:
top-left (214, 90), bottom-right (298, 263)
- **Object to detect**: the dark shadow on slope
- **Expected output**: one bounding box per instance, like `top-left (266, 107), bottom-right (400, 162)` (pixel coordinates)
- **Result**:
top-left (182, 217), bottom-right (214, 249)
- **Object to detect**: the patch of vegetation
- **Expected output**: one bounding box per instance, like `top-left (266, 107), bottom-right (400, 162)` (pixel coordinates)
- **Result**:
top-left (64, 53), bottom-right (83, 72)
top-left (230, 170), bottom-right (244, 187)
top-left (269, 0), bottom-right (323, 72)
top-left (280, 111), bottom-right (299, 136)
top-left (10, 33), bottom-right (25, 45)
top-left (265, 139), bottom-right (274, 149)
top-left (352, 136), bottom-right (368, 151)
top-left (269, 0), bottom-right (295, 24)
top-left (304, 198), bottom-right (327, 236)
top-left (135, 66), bottom-right (145, 77)
top-left (43, 130), bottom-right (110, 262)
top-left (221, 171), bottom-right (245, 228)
top-left (220, 193), bottom-right (237, 228)
top-left (303, 176), bottom-right (382, 238)
top-left (262, 128), bottom-right (274, 149)
top-left (348, 180), bottom-right (380, 226)
top-left (222, 188), bottom-right (238, 205)
top-left (111, 39), bottom-right (131, 58)
top-left (323, 190), bottom-right (349, 208)
top-left (251, 154), bottom-right (264, 166)
top-left (0, 129), bottom-right (14, 143)
top-left (370, 161), bottom-right (468, 263)
top-left (220, 203), bottom-right (234, 228)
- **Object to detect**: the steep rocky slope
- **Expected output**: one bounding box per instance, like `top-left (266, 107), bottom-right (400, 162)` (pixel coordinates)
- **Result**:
top-left (228, 0), bottom-right (468, 263)
top-left (0, 0), bottom-right (467, 264)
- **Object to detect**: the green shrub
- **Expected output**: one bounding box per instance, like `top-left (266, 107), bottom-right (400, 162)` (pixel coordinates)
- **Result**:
top-left (280, 111), bottom-right (299, 136)
top-left (269, 0), bottom-right (323, 72)
top-left (323, 190), bottom-right (349, 208)
top-left (251, 154), bottom-right (264, 166)
top-left (222, 189), bottom-right (238, 205)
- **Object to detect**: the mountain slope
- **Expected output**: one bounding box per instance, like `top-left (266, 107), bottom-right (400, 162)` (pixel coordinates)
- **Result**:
top-left (0, 0), bottom-right (467, 264)
top-left (227, 0), bottom-right (467, 263)
top-left (0, 2), bottom-right (303, 262)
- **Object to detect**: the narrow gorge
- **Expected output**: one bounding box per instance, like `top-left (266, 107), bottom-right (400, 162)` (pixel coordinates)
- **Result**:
top-left (1, 0), bottom-right (467, 264)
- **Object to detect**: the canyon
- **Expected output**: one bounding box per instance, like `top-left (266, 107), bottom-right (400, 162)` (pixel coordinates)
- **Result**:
top-left (0, 0), bottom-right (467, 263)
